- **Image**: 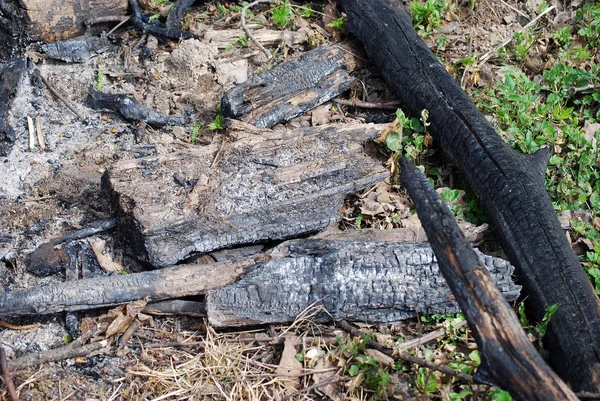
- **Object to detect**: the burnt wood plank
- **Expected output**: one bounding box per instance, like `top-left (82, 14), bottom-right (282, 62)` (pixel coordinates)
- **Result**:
top-left (207, 238), bottom-right (520, 327)
top-left (400, 157), bottom-right (577, 401)
top-left (221, 45), bottom-right (356, 128)
top-left (105, 122), bottom-right (388, 267)
top-left (340, 0), bottom-right (600, 391)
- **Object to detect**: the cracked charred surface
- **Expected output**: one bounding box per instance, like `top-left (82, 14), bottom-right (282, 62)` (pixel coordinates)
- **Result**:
top-left (340, 0), bottom-right (600, 391)
top-left (207, 238), bottom-right (520, 327)
top-left (221, 45), bottom-right (357, 128)
top-left (105, 122), bottom-right (388, 267)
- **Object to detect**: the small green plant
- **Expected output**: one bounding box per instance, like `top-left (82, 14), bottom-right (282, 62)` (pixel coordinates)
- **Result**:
top-left (208, 104), bottom-right (224, 130)
top-left (270, 0), bottom-right (294, 28)
top-left (217, 4), bottom-right (228, 16)
top-left (327, 16), bottom-right (345, 32)
top-left (225, 35), bottom-right (249, 51)
top-left (410, 0), bottom-right (451, 36)
top-left (190, 123), bottom-right (202, 144)
top-left (385, 108), bottom-right (428, 162)
top-left (94, 70), bottom-right (103, 92)
top-left (518, 302), bottom-right (559, 353)
top-left (337, 335), bottom-right (395, 396)
top-left (490, 390), bottom-right (513, 401)
top-left (148, 12), bottom-right (162, 22)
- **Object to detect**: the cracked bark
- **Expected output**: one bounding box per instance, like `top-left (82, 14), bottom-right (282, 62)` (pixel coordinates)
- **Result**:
top-left (339, 0), bottom-right (600, 391)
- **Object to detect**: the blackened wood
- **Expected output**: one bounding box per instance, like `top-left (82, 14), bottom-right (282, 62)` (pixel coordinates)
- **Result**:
top-left (105, 123), bottom-right (388, 267)
top-left (0, 57), bottom-right (26, 156)
top-left (21, 0), bottom-right (127, 42)
top-left (39, 36), bottom-right (112, 63)
top-left (0, 255), bottom-right (266, 317)
top-left (206, 237), bottom-right (520, 327)
top-left (340, 0), bottom-right (600, 391)
top-left (400, 157), bottom-right (578, 401)
top-left (0, 1), bottom-right (28, 62)
top-left (128, 0), bottom-right (199, 40)
top-left (221, 45), bottom-right (356, 128)
top-left (87, 92), bottom-right (187, 127)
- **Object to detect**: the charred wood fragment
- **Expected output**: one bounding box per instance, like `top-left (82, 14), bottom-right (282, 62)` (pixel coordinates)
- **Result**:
top-left (0, 57), bottom-right (27, 156)
top-left (340, 0), bottom-right (600, 391)
top-left (38, 36), bottom-right (112, 63)
top-left (87, 91), bottom-right (187, 127)
top-left (128, 0), bottom-right (199, 40)
top-left (0, 1), bottom-right (28, 62)
top-left (207, 238), bottom-right (520, 327)
top-left (221, 45), bottom-right (356, 128)
top-left (104, 122), bottom-right (388, 267)
top-left (20, 0), bottom-right (128, 42)
top-left (0, 254), bottom-right (266, 317)
top-left (399, 157), bottom-right (578, 401)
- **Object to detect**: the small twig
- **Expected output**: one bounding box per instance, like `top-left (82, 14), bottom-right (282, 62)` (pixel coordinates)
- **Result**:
top-left (27, 116), bottom-right (36, 150)
top-left (479, 5), bottom-right (555, 66)
top-left (35, 115), bottom-right (46, 151)
top-left (499, 0), bottom-right (530, 20)
top-left (0, 321), bottom-right (42, 330)
top-left (34, 69), bottom-right (87, 122)
top-left (128, 0), bottom-right (199, 40)
top-left (241, 0), bottom-right (273, 60)
top-left (399, 320), bottom-right (468, 352)
top-left (211, 135), bottom-right (227, 168)
top-left (0, 348), bottom-right (18, 401)
top-left (577, 392), bottom-right (600, 400)
top-left (333, 98), bottom-right (401, 110)
top-left (8, 341), bottom-right (108, 371)
top-left (106, 15), bottom-right (132, 37)
top-left (569, 84), bottom-right (597, 95)
top-left (338, 320), bottom-right (474, 382)
top-left (118, 319), bottom-right (141, 349)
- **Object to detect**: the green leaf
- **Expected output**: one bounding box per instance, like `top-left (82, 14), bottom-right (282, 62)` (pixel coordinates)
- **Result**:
top-left (386, 131), bottom-right (403, 152)
top-left (491, 389), bottom-right (513, 401)
top-left (348, 364), bottom-right (360, 376)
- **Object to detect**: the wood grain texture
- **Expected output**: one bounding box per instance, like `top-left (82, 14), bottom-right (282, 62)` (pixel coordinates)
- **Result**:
top-left (105, 123), bottom-right (388, 267)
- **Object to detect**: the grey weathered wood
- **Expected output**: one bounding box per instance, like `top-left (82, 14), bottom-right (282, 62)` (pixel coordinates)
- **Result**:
top-left (105, 122), bottom-right (389, 267)
top-left (207, 239), bottom-right (521, 327)
top-left (221, 45), bottom-right (356, 128)
top-left (0, 255), bottom-right (266, 317)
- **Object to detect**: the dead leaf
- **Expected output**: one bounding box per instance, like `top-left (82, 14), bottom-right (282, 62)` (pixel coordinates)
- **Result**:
top-left (365, 349), bottom-right (394, 366)
top-left (374, 118), bottom-right (401, 144)
top-left (311, 104), bottom-right (332, 126)
top-left (583, 120), bottom-right (600, 147)
top-left (359, 198), bottom-right (391, 216)
top-left (312, 355), bottom-right (342, 400)
top-left (276, 336), bottom-right (302, 392)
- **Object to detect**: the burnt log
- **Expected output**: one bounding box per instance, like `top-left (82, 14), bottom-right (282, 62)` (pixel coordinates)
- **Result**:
top-left (0, 235), bottom-right (519, 323)
top-left (400, 158), bottom-right (577, 401)
top-left (104, 122), bottom-right (388, 267)
top-left (0, 1), bottom-right (29, 62)
top-left (221, 45), bottom-right (356, 128)
top-left (339, 0), bottom-right (600, 391)
top-left (0, 254), bottom-right (266, 317)
top-left (207, 237), bottom-right (520, 327)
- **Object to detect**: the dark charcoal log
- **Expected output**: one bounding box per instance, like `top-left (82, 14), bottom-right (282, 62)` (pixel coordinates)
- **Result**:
top-left (340, 0), bottom-right (600, 391)
top-left (400, 158), bottom-right (577, 401)
top-left (0, 254), bottom-right (266, 317)
top-left (39, 36), bottom-right (112, 63)
top-left (104, 122), bottom-right (388, 267)
top-left (221, 45), bottom-right (356, 128)
top-left (0, 1), bottom-right (29, 62)
top-left (87, 92), bottom-right (187, 127)
top-left (207, 237), bottom-right (520, 327)
top-left (0, 57), bottom-right (27, 157)
top-left (20, 0), bottom-right (127, 42)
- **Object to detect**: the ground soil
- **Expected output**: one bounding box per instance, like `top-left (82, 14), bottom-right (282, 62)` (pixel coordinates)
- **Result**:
top-left (0, 0), bottom-right (577, 399)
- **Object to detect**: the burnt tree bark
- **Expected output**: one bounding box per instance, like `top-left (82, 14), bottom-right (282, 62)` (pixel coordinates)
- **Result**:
top-left (221, 45), bottom-right (356, 128)
top-left (400, 158), bottom-right (577, 401)
top-left (105, 122), bottom-right (388, 267)
top-left (207, 237), bottom-right (520, 327)
top-left (339, 0), bottom-right (600, 391)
